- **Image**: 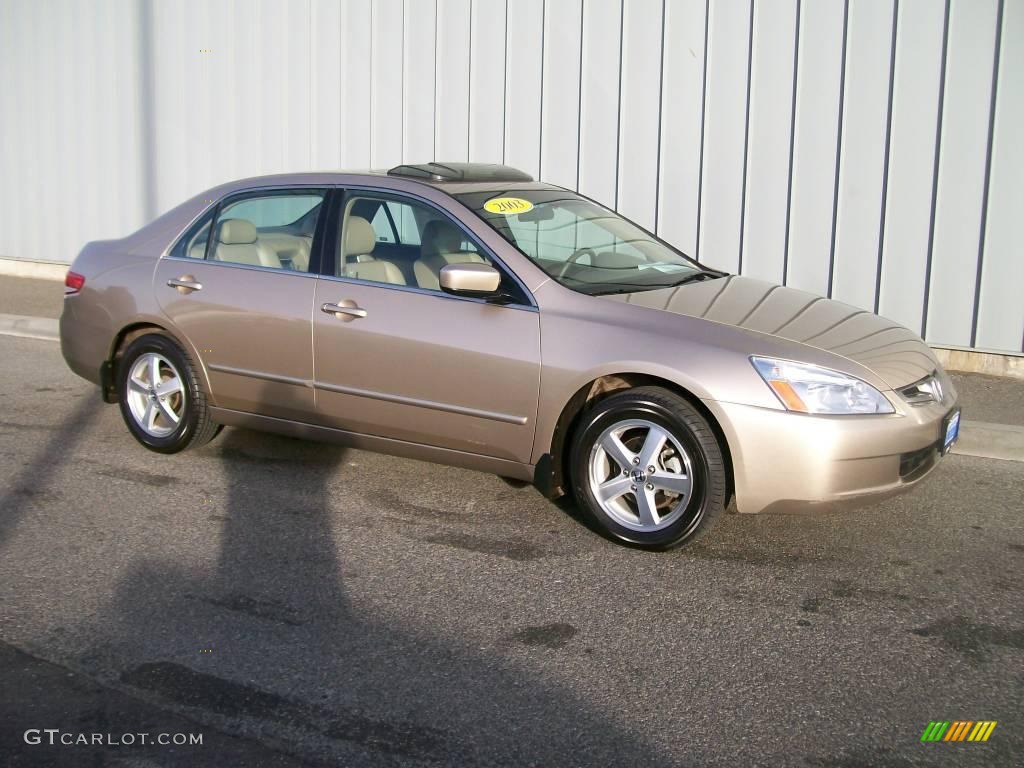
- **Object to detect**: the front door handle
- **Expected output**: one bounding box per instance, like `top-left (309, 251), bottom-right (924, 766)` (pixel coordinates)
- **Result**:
top-left (321, 300), bottom-right (367, 322)
top-left (167, 276), bottom-right (203, 293)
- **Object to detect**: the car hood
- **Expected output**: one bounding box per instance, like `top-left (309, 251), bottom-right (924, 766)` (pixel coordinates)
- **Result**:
top-left (604, 275), bottom-right (939, 389)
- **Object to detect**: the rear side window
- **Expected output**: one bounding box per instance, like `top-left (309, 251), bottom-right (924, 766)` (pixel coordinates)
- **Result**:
top-left (223, 195), bottom-right (322, 228)
top-left (169, 193), bottom-right (324, 264)
top-left (209, 191), bottom-right (325, 272)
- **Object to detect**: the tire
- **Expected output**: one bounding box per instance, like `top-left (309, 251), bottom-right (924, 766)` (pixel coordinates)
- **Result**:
top-left (569, 386), bottom-right (727, 550)
top-left (117, 332), bottom-right (221, 454)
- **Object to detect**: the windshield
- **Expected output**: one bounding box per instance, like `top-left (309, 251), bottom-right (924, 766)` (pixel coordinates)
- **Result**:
top-left (455, 189), bottom-right (717, 295)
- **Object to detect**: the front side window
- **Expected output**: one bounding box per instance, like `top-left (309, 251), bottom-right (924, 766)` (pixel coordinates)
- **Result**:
top-left (336, 193), bottom-right (525, 302)
top-left (456, 189), bottom-right (717, 295)
top-left (207, 190), bottom-right (325, 272)
top-left (368, 200), bottom-right (421, 246)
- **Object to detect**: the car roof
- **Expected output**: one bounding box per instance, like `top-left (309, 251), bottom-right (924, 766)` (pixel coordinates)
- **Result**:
top-left (386, 162), bottom-right (533, 184)
top-left (206, 163), bottom-right (560, 198)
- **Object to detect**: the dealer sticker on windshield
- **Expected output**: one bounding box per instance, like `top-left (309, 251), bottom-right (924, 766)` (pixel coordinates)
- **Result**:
top-left (484, 197), bottom-right (534, 215)
top-left (637, 263), bottom-right (689, 273)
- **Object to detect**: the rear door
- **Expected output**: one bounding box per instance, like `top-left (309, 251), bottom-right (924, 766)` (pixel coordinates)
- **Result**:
top-left (154, 187), bottom-right (328, 421)
top-left (311, 189), bottom-right (541, 463)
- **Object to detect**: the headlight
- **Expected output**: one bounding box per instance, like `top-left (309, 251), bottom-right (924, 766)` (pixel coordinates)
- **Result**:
top-left (751, 357), bottom-right (894, 415)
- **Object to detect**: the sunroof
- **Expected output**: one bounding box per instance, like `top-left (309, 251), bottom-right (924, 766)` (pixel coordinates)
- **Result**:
top-left (387, 162), bottom-right (534, 183)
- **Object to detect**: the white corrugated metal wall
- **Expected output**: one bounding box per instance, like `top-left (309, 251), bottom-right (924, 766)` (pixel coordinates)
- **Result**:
top-left (0, 0), bottom-right (1020, 353)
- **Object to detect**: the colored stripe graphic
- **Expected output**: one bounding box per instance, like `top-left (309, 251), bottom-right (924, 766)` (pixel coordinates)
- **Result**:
top-left (945, 721), bottom-right (972, 741)
top-left (921, 720), bottom-right (996, 742)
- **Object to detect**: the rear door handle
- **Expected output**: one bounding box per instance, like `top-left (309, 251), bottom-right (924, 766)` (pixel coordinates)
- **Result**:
top-left (321, 301), bottom-right (367, 321)
top-left (167, 276), bottom-right (203, 293)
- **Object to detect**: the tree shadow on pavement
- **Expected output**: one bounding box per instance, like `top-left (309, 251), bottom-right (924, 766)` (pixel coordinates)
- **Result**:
top-left (48, 382), bottom-right (674, 766)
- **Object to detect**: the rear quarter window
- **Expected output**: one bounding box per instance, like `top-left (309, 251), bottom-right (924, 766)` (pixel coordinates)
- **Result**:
top-left (170, 210), bottom-right (214, 259)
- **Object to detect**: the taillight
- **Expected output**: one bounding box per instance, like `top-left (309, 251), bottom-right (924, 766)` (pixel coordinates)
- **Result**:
top-left (65, 271), bottom-right (85, 295)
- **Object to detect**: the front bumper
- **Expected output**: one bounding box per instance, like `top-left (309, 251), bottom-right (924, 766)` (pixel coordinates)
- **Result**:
top-left (703, 391), bottom-right (959, 514)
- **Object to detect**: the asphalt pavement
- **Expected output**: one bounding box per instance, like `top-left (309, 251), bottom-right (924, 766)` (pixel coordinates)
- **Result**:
top-left (0, 333), bottom-right (1022, 766)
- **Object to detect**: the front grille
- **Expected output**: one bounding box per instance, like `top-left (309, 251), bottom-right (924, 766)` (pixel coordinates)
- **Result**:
top-left (897, 371), bottom-right (943, 405)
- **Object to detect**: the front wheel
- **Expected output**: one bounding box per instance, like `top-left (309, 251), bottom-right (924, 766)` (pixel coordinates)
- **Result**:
top-left (570, 387), bottom-right (727, 550)
top-left (117, 332), bottom-right (221, 453)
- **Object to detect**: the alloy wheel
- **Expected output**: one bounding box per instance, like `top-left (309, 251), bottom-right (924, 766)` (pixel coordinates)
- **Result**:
top-left (125, 352), bottom-right (186, 438)
top-left (587, 418), bottom-right (693, 532)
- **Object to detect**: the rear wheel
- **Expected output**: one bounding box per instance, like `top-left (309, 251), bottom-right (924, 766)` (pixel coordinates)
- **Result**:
top-left (570, 387), bottom-right (727, 550)
top-left (117, 332), bottom-right (221, 453)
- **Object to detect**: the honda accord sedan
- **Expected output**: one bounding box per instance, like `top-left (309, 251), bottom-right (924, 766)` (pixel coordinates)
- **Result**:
top-left (60, 162), bottom-right (960, 549)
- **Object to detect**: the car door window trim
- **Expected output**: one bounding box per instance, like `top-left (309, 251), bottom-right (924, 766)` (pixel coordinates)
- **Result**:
top-left (315, 272), bottom-right (538, 312)
top-left (161, 255), bottom-right (321, 279)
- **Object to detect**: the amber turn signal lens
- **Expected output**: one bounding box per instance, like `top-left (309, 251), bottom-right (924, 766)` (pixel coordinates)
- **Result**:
top-left (768, 380), bottom-right (808, 412)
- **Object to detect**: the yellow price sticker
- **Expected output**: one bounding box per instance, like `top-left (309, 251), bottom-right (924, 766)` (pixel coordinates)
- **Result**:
top-left (483, 197), bottom-right (534, 215)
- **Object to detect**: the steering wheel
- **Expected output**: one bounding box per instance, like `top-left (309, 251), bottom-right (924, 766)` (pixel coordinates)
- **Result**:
top-left (557, 247), bottom-right (597, 279)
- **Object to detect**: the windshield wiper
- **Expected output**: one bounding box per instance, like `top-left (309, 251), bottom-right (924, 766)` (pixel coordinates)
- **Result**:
top-left (589, 287), bottom-right (642, 296)
top-left (586, 270), bottom-right (725, 296)
top-left (667, 271), bottom-right (722, 287)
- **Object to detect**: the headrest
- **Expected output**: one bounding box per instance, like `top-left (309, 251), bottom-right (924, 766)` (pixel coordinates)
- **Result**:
top-left (344, 260), bottom-right (406, 286)
top-left (217, 218), bottom-right (258, 245)
top-left (421, 220), bottom-right (464, 259)
top-left (344, 216), bottom-right (376, 257)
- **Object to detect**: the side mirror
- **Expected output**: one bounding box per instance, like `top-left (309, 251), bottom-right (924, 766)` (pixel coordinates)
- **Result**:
top-left (439, 262), bottom-right (502, 298)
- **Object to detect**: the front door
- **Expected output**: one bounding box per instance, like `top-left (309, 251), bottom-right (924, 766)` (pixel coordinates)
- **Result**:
top-left (312, 191), bottom-right (541, 463)
top-left (154, 188), bottom-right (328, 421)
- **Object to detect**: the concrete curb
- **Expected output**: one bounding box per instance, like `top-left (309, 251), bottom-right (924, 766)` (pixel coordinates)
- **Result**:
top-left (934, 347), bottom-right (1024, 380)
top-left (0, 257), bottom-right (67, 281)
top-left (953, 420), bottom-right (1024, 463)
top-left (0, 313), bottom-right (59, 342)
